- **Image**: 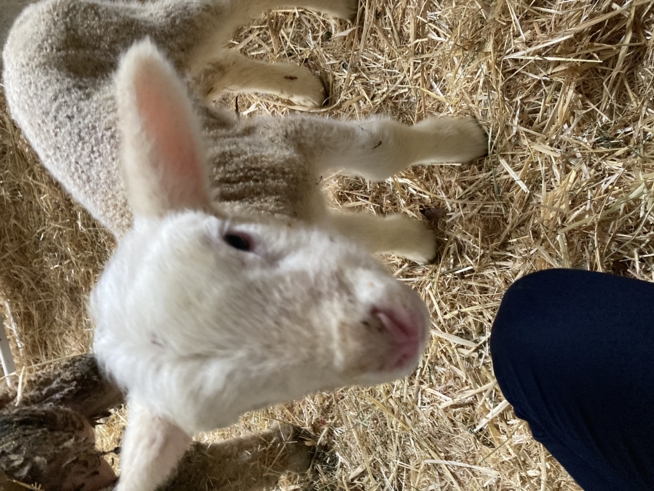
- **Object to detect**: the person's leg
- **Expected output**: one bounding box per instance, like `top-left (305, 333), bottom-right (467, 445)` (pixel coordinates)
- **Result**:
top-left (490, 269), bottom-right (654, 490)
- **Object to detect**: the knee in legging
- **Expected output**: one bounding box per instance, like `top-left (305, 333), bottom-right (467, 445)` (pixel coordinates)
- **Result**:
top-left (490, 269), bottom-right (573, 371)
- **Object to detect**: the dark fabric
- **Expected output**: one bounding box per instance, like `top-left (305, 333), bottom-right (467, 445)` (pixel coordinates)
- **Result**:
top-left (490, 269), bottom-right (654, 490)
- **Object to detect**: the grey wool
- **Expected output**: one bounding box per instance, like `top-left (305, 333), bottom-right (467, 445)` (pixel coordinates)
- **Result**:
top-left (3, 0), bottom-right (333, 237)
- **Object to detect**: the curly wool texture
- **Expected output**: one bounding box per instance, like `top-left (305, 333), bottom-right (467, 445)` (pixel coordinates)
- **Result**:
top-left (2, 0), bottom-right (321, 238)
top-left (0, 355), bottom-right (123, 420)
top-left (0, 404), bottom-right (100, 488)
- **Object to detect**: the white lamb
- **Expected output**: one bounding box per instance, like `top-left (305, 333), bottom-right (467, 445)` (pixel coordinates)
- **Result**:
top-left (2, 0), bottom-right (487, 489)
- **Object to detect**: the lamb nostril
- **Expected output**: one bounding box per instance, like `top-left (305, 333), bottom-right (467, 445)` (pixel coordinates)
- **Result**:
top-left (372, 308), bottom-right (420, 342)
top-left (362, 318), bottom-right (385, 333)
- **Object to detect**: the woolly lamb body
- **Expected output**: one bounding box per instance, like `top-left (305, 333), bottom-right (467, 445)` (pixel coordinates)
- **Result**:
top-left (3, 1), bottom-right (487, 490)
top-left (3, 0), bottom-right (327, 235)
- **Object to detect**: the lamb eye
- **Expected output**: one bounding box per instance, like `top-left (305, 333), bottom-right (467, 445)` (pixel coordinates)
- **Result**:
top-left (224, 233), bottom-right (252, 252)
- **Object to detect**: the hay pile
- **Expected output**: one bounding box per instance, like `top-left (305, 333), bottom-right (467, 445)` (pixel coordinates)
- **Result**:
top-left (2, 0), bottom-right (653, 488)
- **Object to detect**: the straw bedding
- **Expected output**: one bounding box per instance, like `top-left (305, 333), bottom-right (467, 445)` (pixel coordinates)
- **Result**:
top-left (1, 0), bottom-right (653, 488)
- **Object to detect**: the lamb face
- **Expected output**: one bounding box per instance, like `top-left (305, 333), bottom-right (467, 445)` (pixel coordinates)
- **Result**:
top-left (92, 210), bottom-right (429, 434)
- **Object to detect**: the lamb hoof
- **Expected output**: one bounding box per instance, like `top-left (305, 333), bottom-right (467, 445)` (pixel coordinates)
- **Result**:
top-left (287, 74), bottom-right (327, 107)
top-left (406, 225), bottom-right (440, 264)
top-left (415, 117), bottom-right (489, 163)
top-left (456, 118), bottom-right (489, 161)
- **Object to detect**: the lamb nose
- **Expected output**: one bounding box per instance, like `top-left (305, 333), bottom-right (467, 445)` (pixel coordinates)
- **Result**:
top-left (372, 307), bottom-right (422, 343)
top-left (372, 306), bottom-right (427, 372)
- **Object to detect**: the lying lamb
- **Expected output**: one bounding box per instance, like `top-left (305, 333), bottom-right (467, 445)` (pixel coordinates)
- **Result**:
top-left (2, 0), bottom-right (487, 489)
top-left (0, 355), bottom-right (313, 491)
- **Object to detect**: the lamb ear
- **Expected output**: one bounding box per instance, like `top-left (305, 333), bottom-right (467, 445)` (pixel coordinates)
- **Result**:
top-left (115, 38), bottom-right (211, 217)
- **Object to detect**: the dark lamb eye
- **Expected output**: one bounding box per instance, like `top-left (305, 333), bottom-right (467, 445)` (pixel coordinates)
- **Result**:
top-left (224, 233), bottom-right (252, 252)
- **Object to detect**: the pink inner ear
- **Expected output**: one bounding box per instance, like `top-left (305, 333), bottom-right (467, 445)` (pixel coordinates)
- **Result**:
top-left (133, 60), bottom-right (210, 211)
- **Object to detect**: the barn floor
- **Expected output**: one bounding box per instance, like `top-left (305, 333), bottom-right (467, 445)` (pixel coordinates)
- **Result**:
top-left (2, 0), bottom-right (653, 489)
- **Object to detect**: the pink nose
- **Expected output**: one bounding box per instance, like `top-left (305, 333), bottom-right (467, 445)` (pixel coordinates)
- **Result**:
top-left (373, 307), bottom-right (426, 371)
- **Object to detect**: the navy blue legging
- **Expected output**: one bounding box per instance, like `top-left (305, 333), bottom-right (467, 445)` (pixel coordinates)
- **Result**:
top-left (490, 269), bottom-right (654, 490)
